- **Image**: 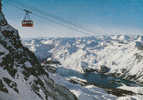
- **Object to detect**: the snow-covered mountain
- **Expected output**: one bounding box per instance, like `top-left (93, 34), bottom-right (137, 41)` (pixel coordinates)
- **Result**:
top-left (24, 35), bottom-right (143, 82)
top-left (0, 12), bottom-right (77, 100)
top-left (24, 35), bottom-right (143, 100)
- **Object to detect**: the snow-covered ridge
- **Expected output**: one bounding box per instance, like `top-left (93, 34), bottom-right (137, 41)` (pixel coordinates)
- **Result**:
top-left (24, 35), bottom-right (143, 100)
top-left (24, 35), bottom-right (143, 83)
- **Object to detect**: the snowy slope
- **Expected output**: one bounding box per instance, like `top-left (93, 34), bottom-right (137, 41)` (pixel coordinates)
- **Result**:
top-left (48, 72), bottom-right (117, 100)
top-left (0, 13), bottom-right (77, 100)
top-left (24, 35), bottom-right (143, 100)
top-left (48, 72), bottom-right (143, 100)
top-left (24, 35), bottom-right (143, 82)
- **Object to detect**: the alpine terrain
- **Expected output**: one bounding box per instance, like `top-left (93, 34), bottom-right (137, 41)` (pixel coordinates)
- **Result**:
top-left (0, 9), bottom-right (77, 100)
top-left (24, 35), bottom-right (143, 100)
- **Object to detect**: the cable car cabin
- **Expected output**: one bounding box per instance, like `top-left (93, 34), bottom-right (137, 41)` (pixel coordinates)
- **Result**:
top-left (22, 9), bottom-right (33, 27)
top-left (22, 20), bottom-right (33, 27)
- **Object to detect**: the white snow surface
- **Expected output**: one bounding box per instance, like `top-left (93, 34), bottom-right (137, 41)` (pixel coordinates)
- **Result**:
top-left (24, 35), bottom-right (143, 100)
top-left (24, 35), bottom-right (143, 82)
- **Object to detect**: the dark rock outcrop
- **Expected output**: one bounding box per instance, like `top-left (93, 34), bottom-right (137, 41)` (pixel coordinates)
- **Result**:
top-left (0, 12), bottom-right (77, 100)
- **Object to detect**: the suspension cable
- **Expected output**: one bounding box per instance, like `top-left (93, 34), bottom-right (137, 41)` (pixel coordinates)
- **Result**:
top-left (6, 0), bottom-right (97, 36)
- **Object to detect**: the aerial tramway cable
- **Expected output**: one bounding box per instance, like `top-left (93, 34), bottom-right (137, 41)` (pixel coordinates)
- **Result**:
top-left (6, 0), bottom-right (96, 36)
top-left (7, 2), bottom-right (92, 35)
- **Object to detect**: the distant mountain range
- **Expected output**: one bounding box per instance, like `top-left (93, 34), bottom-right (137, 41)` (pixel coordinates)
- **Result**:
top-left (24, 35), bottom-right (143, 100)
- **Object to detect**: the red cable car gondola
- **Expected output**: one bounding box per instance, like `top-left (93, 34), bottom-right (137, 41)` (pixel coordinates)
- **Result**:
top-left (22, 9), bottom-right (34, 27)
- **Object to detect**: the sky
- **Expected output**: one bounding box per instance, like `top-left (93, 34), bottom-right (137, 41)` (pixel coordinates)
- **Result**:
top-left (2, 0), bottom-right (143, 38)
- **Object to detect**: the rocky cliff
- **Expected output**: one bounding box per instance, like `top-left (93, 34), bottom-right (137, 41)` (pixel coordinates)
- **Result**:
top-left (0, 12), bottom-right (77, 100)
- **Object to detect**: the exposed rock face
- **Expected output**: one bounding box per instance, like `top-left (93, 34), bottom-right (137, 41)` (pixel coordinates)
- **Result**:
top-left (0, 12), bottom-right (7, 26)
top-left (0, 12), bottom-right (77, 100)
